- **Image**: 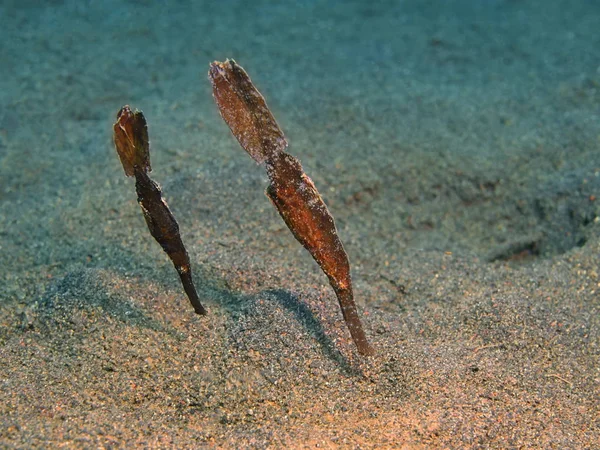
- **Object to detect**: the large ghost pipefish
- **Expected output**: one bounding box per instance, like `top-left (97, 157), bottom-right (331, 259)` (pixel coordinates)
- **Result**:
top-left (209, 59), bottom-right (374, 355)
top-left (113, 105), bottom-right (207, 315)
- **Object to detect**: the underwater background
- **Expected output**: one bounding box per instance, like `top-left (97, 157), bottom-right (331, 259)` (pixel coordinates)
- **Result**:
top-left (1, 0), bottom-right (599, 447)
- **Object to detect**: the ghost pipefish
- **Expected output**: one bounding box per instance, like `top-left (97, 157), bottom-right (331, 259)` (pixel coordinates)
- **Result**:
top-left (208, 60), bottom-right (374, 355)
top-left (113, 105), bottom-right (207, 315)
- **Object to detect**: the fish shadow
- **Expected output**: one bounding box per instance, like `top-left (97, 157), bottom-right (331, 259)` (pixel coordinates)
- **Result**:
top-left (264, 288), bottom-right (355, 373)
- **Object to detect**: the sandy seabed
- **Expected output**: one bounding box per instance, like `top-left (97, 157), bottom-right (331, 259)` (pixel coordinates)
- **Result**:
top-left (1, 1), bottom-right (599, 448)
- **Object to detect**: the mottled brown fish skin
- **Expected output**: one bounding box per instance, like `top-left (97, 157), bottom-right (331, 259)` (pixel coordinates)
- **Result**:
top-left (209, 59), bottom-right (287, 163)
top-left (113, 106), bottom-right (206, 316)
top-left (209, 60), bottom-right (374, 355)
top-left (113, 105), bottom-right (151, 177)
top-left (134, 171), bottom-right (207, 316)
top-left (266, 154), bottom-right (375, 356)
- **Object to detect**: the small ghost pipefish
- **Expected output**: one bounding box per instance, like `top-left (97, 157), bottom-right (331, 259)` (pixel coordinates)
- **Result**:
top-left (208, 59), bottom-right (374, 355)
top-left (113, 105), bottom-right (207, 315)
